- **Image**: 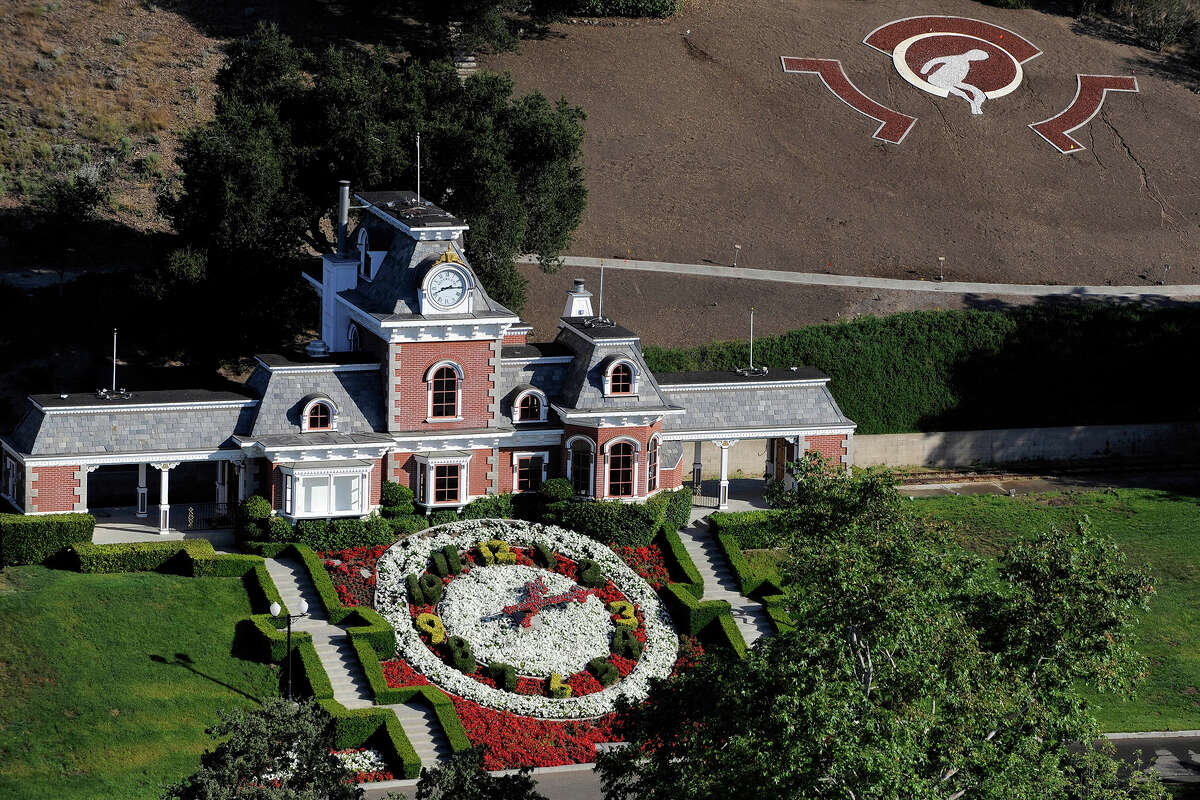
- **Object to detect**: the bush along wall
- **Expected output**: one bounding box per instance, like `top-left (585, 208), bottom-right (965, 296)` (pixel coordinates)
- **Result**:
top-left (643, 306), bottom-right (1200, 434)
top-left (0, 512), bottom-right (94, 566)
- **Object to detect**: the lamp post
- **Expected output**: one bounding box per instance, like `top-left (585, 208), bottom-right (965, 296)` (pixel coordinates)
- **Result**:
top-left (269, 599), bottom-right (309, 702)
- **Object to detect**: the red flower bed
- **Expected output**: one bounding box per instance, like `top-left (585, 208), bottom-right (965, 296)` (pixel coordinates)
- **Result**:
top-left (318, 545), bottom-right (388, 608)
top-left (381, 658), bottom-right (429, 688)
top-left (610, 543), bottom-right (671, 589)
top-left (331, 749), bottom-right (395, 783)
top-left (450, 694), bottom-right (622, 770)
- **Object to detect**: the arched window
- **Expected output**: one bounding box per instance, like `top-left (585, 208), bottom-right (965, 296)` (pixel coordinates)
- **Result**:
top-left (569, 437), bottom-right (594, 496)
top-left (518, 393), bottom-right (541, 422)
top-left (609, 442), bottom-right (635, 497)
top-left (357, 228), bottom-right (370, 278)
top-left (347, 324), bottom-right (361, 352)
top-left (430, 365), bottom-right (459, 419)
top-left (307, 402), bottom-right (332, 431)
top-left (610, 363), bottom-right (633, 395)
top-left (647, 437), bottom-right (659, 492)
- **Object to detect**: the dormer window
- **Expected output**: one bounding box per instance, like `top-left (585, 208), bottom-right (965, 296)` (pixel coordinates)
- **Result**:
top-left (514, 388), bottom-right (548, 424)
top-left (357, 228), bottom-right (370, 278)
top-left (604, 360), bottom-right (638, 396)
top-left (300, 395), bottom-right (338, 432)
top-left (307, 403), bottom-right (332, 430)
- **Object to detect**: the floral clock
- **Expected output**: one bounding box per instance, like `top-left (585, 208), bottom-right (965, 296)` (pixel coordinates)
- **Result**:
top-left (375, 519), bottom-right (679, 719)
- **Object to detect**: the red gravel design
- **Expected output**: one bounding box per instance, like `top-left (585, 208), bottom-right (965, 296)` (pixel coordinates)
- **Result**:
top-left (864, 16), bottom-right (1041, 63)
top-left (900, 35), bottom-right (1019, 95)
top-left (779, 57), bottom-right (916, 144)
top-left (1029, 74), bottom-right (1140, 154)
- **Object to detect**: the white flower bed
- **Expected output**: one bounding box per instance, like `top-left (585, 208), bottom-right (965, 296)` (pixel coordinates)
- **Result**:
top-left (334, 748), bottom-right (388, 775)
top-left (439, 564), bottom-right (613, 676)
top-left (375, 518), bottom-right (679, 720)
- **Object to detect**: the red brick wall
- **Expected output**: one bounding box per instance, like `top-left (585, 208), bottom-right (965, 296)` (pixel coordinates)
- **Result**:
top-left (371, 457), bottom-right (384, 507)
top-left (392, 453), bottom-right (418, 491)
top-left (499, 447), bottom-right (560, 494)
top-left (501, 332), bottom-right (528, 346)
top-left (659, 462), bottom-right (683, 490)
top-left (564, 422), bottom-right (661, 499)
top-left (468, 449), bottom-right (490, 499)
top-left (270, 465), bottom-right (283, 511)
top-left (805, 434), bottom-right (848, 463)
top-left (29, 465), bottom-right (80, 513)
top-left (388, 340), bottom-right (496, 432)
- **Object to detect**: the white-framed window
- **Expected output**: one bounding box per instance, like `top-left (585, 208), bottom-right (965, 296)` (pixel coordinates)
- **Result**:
top-left (425, 361), bottom-right (464, 421)
top-left (347, 323), bottom-right (361, 352)
top-left (301, 397), bottom-right (337, 432)
top-left (281, 465), bottom-right (370, 518)
top-left (566, 436), bottom-right (595, 497)
top-left (414, 453), bottom-right (472, 508)
top-left (647, 435), bottom-right (660, 492)
top-left (604, 437), bottom-right (640, 498)
top-left (2, 455), bottom-right (18, 502)
top-left (512, 450), bottom-right (549, 493)
top-left (603, 359), bottom-right (639, 397)
top-left (357, 228), bottom-right (370, 278)
top-left (514, 388), bottom-right (548, 424)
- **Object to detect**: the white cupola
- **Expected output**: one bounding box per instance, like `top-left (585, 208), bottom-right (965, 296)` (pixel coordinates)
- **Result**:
top-left (562, 279), bottom-right (594, 318)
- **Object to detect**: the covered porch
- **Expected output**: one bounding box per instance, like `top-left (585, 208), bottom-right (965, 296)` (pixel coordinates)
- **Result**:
top-left (85, 456), bottom-right (249, 535)
top-left (90, 505), bottom-right (238, 548)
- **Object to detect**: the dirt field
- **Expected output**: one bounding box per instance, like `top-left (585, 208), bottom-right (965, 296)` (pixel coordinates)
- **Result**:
top-left (485, 0), bottom-right (1199, 288)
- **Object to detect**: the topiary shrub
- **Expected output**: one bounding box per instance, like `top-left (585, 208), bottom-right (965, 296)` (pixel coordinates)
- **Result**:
top-left (444, 636), bottom-right (476, 673)
top-left (237, 495), bottom-right (273, 541)
top-left (539, 478), bottom-right (574, 503)
top-left (0, 512), bottom-right (95, 567)
top-left (381, 481), bottom-right (415, 518)
top-left (488, 662), bottom-right (518, 692)
top-left (267, 515), bottom-right (294, 542)
top-left (587, 657), bottom-right (620, 687)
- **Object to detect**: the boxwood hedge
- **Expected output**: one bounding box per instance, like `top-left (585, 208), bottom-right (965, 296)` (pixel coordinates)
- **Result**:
top-left (0, 512), bottom-right (94, 566)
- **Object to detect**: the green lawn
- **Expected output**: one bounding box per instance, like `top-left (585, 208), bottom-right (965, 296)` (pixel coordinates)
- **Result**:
top-left (0, 566), bottom-right (280, 799)
top-left (912, 489), bottom-right (1200, 733)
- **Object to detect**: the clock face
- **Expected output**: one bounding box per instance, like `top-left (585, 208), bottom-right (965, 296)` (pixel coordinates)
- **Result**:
top-left (428, 267), bottom-right (467, 309)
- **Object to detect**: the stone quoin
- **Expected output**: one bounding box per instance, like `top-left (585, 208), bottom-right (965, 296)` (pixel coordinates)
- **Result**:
top-left (0, 185), bottom-right (855, 527)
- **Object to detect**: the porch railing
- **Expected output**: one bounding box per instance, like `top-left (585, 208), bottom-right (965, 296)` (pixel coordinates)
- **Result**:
top-left (181, 501), bottom-right (234, 530)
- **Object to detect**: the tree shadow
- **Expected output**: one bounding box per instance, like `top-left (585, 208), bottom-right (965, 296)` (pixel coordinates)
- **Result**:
top-left (149, 652), bottom-right (264, 704)
top-left (0, 207), bottom-right (175, 276)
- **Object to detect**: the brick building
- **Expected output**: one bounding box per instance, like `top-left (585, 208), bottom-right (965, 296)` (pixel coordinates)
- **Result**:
top-left (0, 185), bottom-right (855, 531)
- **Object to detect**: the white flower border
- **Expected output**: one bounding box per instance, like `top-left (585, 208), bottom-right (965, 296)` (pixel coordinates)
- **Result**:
top-left (375, 519), bottom-right (679, 719)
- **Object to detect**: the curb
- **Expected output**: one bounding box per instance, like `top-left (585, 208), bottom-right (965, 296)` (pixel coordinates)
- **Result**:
top-left (360, 760), bottom-right (602, 791)
top-left (1104, 730), bottom-right (1200, 740)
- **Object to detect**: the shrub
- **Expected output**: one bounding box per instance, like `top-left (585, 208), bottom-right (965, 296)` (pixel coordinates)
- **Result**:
top-left (587, 657), bottom-right (619, 687)
top-left (428, 510), bottom-right (459, 527)
top-left (0, 512), bottom-right (94, 566)
top-left (572, 0), bottom-right (679, 17)
top-left (72, 539), bottom-right (211, 574)
top-left (237, 495), bottom-right (273, 541)
top-left (444, 636), bottom-right (476, 673)
top-left (294, 519), bottom-right (331, 549)
top-left (539, 478), bottom-right (574, 503)
top-left (709, 511), bottom-right (785, 550)
top-left (267, 515), bottom-right (294, 542)
top-left (487, 662), bottom-right (518, 692)
top-left (544, 498), bottom-right (658, 547)
top-left (461, 494), bottom-right (514, 520)
top-left (380, 481), bottom-right (415, 517)
top-left (389, 515), bottom-right (429, 537)
top-left (662, 487), bottom-right (693, 532)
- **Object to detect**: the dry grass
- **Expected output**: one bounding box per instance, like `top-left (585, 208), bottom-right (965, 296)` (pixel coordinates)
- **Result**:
top-left (0, 0), bottom-right (223, 229)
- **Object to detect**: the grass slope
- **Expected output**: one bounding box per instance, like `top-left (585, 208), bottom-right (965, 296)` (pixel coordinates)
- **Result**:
top-left (912, 489), bottom-right (1200, 733)
top-left (0, 566), bottom-right (279, 799)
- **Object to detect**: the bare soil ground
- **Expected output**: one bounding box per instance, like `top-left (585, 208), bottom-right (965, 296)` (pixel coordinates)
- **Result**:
top-left (485, 0), bottom-right (1200, 288)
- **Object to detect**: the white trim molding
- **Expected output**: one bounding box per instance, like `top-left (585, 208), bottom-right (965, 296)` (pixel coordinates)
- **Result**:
top-left (662, 425), bottom-right (856, 442)
top-left (511, 450), bottom-right (550, 493)
top-left (425, 360), bottom-right (464, 422)
top-left (413, 451), bottom-right (473, 509)
top-left (513, 388), bottom-right (549, 424)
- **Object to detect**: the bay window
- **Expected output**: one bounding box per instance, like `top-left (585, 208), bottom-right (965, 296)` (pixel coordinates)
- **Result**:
top-left (280, 462), bottom-right (371, 518)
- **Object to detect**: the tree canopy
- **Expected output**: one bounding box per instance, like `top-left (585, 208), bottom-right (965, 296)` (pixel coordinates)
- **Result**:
top-left (163, 23), bottom-right (587, 313)
top-left (598, 456), bottom-right (1165, 800)
top-left (162, 699), bottom-right (370, 800)
top-left (414, 748), bottom-right (547, 800)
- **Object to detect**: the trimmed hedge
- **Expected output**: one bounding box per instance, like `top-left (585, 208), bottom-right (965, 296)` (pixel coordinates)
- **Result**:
top-left (713, 529), bottom-right (784, 598)
top-left (762, 594), bottom-right (794, 635)
top-left (709, 510), bottom-right (783, 550)
top-left (73, 539), bottom-right (212, 573)
top-left (543, 487), bottom-right (692, 548)
top-left (318, 700), bottom-right (422, 779)
top-left (461, 494), bottom-right (514, 520)
top-left (659, 583), bottom-right (748, 656)
top-left (0, 512), bottom-right (95, 566)
top-left (643, 306), bottom-right (1200, 435)
top-left (657, 527), bottom-right (704, 599)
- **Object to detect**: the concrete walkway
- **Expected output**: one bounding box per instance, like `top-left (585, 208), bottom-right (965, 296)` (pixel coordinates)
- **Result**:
top-left (676, 505), bottom-right (774, 645)
top-left (521, 255), bottom-right (1200, 298)
top-left (262, 556), bottom-right (449, 762)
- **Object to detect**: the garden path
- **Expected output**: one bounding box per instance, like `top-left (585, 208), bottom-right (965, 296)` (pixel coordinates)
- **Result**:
top-left (677, 506), bottom-right (774, 645)
top-left (381, 701), bottom-right (452, 766)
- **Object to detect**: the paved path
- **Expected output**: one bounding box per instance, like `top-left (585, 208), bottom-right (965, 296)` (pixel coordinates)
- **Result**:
top-left (521, 255), bottom-right (1200, 298)
top-left (263, 556), bottom-right (449, 761)
top-left (676, 507), bottom-right (773, 644)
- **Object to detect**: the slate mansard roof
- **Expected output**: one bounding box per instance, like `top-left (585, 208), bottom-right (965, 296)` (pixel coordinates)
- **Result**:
top-left (548, 319), bottom-right (682, 416)
top-left (246, 356), bottom-right (386, 437)
top-left (656, 370), bottom-right (855, 437)
top-left (7, 391), bottom-right (258, 457)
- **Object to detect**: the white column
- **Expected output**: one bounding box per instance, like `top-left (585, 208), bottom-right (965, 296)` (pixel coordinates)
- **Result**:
top-left (717, 442), bottom-right (730, 510)
top-left (156, 463), bottom-right (178, 534)
top-left (691, 440), bottom-right (703, 487)
top-left (215, 461), bottom-right (228, 506)
top-left (136, 463), bottom-right (148, 517)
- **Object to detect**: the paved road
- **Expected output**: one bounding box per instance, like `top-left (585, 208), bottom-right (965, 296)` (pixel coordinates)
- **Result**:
top-left (903, 469), bottom-right (1200, 498)
top-left (520, 255), bottom-right (1200, 298)
top-left (1108, 733), bottom-right (1200, 784)
top-left (363, 764), bottom-right (604, 799)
